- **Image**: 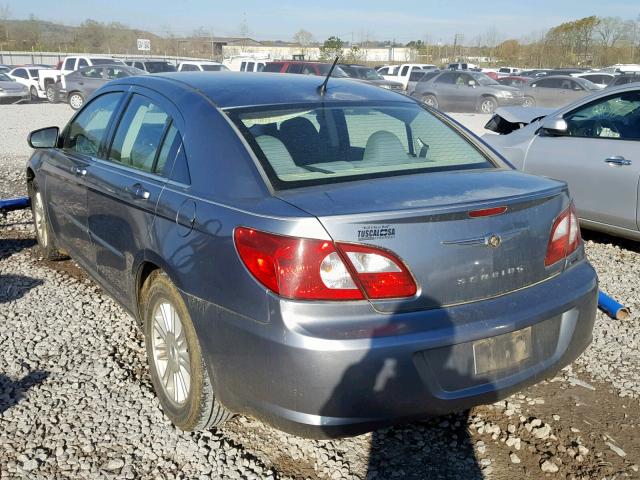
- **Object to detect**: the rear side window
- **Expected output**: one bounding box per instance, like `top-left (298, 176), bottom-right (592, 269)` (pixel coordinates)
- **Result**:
top-left (78, 58), bottom-right (89, 68)
top-left (180, 64), bottom-right (198, 71)
top-left (63, 58), bottom-right (75, 70)
top-left (106, 66), bottom-right (131, 79)
top-left (156, 123), bottom-right (190, 184)
top-left (229, 103), bottom-right (495, 189)
top-left (286, 64), bottom-right (303, 74)
top-left (108, 95), bottom-right (171, 172)
top-left (80, 67), bottom-right (103, 78)
top-left (263, 63), bottom-right (283, 73)
top-left (63, 92), bottom-right (123, 156)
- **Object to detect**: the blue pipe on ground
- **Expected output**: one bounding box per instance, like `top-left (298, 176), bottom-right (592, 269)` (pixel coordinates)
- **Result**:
top-left (0, 196), bottom-right (30, 216)
top-left (598, 290), bottom-right (630, 320)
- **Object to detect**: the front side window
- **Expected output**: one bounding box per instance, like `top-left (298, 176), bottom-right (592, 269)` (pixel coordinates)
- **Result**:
top-left (263, 63), bottom-right (283, 73)
top-left (240, 62), bottom-right (247, 71)
top-left (229, 103), bottom-right (495, 189)
top-left (13, 68), bottom-right (27, 79)
top-left (63, 92), bottom-right (123, 156)
top-left (108, 95), bottom-right (171, 172)
top-left (78, 58), bottom-right (89, 68)
top-left (180, 64), bottom-right (198, 71)
top-left (63, 58), bottom-right (75, 70)
top-left (564, 91), bottom-right (640, 140)
top-left (286, 64), bottom-right (303, 74)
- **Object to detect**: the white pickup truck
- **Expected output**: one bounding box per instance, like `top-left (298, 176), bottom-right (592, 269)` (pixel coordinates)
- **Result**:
top-left (376, 63), bottom-right (437, 90)
top-left (38, 56), bottom-right (123, 102)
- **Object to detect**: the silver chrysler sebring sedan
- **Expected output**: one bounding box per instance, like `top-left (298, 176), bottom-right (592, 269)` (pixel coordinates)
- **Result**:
top-left (26, 72), bottom-right (597, 438)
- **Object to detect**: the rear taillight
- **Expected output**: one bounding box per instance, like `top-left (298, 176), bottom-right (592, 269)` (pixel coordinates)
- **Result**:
top-left (545, 203), bottom-right (581, 267)
top-left (234, 227), bottom-right (417, 301)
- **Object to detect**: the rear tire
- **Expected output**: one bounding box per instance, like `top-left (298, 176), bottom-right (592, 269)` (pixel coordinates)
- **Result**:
top-left (421, 94), bottom-right (439, 109)
top-left (28, 180), bottom-right (68, 261)
top-left (68, 92), bottom-right (84, 110)
top-left (30, 86), bottom-right (38, 102)
top-left (523, 96), bottom-right (535, 107)
top-left (141, 271), bottom-right (232, 431)
top-left (478, 96), bottom-right (498, 114)
top-left (46, 84), bottom-right (58, 104)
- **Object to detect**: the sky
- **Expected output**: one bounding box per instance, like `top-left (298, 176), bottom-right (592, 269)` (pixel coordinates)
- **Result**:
top-left (5, 0), bottom-right (640, 44)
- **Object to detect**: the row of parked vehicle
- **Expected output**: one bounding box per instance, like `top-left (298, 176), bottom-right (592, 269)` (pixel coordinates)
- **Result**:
top-left (0, 57), bottom-right (230, 108)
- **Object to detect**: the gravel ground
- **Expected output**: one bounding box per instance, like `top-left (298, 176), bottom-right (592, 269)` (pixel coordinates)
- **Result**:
top-left (0, 103), bottom-right (639, 480)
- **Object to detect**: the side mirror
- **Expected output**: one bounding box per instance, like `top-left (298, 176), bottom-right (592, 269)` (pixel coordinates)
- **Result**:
top-left (541, 117), bottom-right (568, 136)
top-left (468, 80), bottom-right (476, 87)
top-left (28, 126), bottom-right (59, 149)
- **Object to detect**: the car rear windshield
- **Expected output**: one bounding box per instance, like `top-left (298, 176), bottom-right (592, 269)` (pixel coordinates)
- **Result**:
top-left (91, 59), bottom-right (118, 65)
top-left (202, 64), bottom-right (228, 71)
top-left (145, 62), bottom-right (177, 73)
top-left (228, 102), bottom-right (495, 189)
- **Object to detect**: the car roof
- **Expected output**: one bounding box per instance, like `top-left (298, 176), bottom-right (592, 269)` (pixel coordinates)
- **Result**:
top-left (118, 71), bottom-right (413, 109)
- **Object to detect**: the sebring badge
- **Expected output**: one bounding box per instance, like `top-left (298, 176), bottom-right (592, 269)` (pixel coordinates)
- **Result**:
top-left (485, 234), bottom-right (501, 248)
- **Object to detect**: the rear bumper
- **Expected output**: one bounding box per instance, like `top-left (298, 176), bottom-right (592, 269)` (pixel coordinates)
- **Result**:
top-left (0, 92), bottom-right (30, 104)
top-left (187, 260), bottom-right (597, 438)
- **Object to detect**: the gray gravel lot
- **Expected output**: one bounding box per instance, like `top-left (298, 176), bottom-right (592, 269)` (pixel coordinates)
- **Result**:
top-left (0, 103), bottom-right (638, 479)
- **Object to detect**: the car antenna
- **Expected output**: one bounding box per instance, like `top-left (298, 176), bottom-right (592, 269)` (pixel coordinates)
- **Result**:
top-left (318, 56), bottom-right (340, 96)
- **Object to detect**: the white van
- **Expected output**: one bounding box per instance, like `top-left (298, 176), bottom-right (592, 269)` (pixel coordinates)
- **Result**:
top-left (224, 57), bottom-right (267, 72)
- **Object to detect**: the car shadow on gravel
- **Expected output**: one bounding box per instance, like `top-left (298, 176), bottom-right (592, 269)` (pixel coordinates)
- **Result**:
top-left (0, 371), bottom-right (49, 414)
top-left (581, 229), bottom-right (640, 253)
top-left (318, 306), bottom-right (500, 479)
top-left (0, 274), bottom-right (43, 303)
top-left (0, 237), bottom-right (37, 261)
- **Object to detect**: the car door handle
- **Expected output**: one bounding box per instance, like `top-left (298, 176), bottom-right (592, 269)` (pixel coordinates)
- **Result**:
top-left (74, 166), bottom-right (87, 176)
top-left (604, 156), bottom-right (632, 167)
top-left (129, 183), bottom-right (150, 200)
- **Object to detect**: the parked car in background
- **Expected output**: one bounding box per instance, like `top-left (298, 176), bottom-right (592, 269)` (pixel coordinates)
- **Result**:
top-left (38, 56), bottom-right (123, 103)
top-left (338, 63), bottom-right (403, 91)
top-left (9, 66), bottom-right (47, 100)
top-left (379, 63), bottom-right (437, 89)
top-left (520, 69), bottom-right (555, 78)
top-left (26, 71), bottom-right (597, 437)
top-left (56, 64), bottom-right (145, 109)
top-left (496, 67), bottom-right (522, 77)
top-left (224, 56), bottom-right (267, 72)
top-left (484, 84), bottom-right (640, 241)
top-left (0, 72), bottom-right (29, 104)
top-left (177, 61), bottom-right (229, 72)
top-left (406, 69), bottom-right (440, 95)
top-left (482, 69), bottom-right (499, 80)
top-left (601, 64), bottom-right (640, 74)
top-left (413, 70), bottom-right (524, 113)
top-left (447, 62), bottom-right (479, 71)
top-left (607, 72), bottom-right (640, 88)
top-left (571, 72), bottom-right (616, 88)
top-left (521, 76), bottom-right (600, 107)
top-left (0, 64), bottom-right (10, 73)
top-left (375, 64), bottom-right (397, 76)
top-left (125, 60), bottom-right (177, 73)
top-left (263, 60), bottom-right (349, 77)
top-left (497, 76), bottom-right (530, 88)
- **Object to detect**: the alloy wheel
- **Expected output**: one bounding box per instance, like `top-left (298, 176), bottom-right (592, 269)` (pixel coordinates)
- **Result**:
top-left (33, 191), bottom-right (48, 247)
top-left (69, 94), bottom-right (84, 110)
top-left (151, 301), bottom-right (191, 406)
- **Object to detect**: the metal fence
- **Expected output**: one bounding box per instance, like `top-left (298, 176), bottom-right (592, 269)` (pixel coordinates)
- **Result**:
top-left (0, 51), bottom-right (210, 67)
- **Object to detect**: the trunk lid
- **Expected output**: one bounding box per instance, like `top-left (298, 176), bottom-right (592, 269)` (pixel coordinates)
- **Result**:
top-left (277, 170), bottom-right (569, 312)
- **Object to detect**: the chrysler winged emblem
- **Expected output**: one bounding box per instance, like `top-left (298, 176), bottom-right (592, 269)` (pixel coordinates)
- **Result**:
top-left (485, 234), bottom-right (501, 248)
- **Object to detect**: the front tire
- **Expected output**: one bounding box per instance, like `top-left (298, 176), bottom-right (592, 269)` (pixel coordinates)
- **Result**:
top-left (28, 180), bottom-right (68, 260)
top-left (68, 92), bottom-right (84, 110)
top-left (421, 94), bottom-right (439, 109)
top-left (141, 271), bottom-right (232, 431)
top-left (523, 96), bottom-right (535, 107)
top-left (478, 96), bottom-right (498, 114)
